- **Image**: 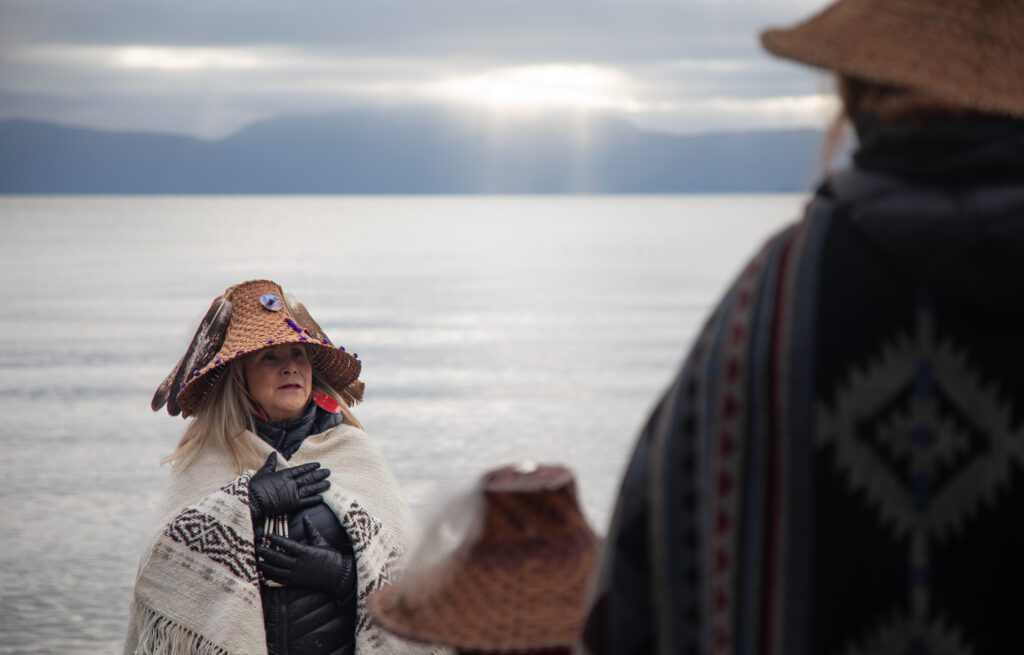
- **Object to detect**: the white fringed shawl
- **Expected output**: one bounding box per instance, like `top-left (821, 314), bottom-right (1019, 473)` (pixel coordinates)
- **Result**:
top-left (124, 424), bottom-right (436, 655)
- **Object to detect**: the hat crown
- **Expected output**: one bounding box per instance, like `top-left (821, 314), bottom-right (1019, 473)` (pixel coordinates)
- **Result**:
top-left (475, 465), bottom-right (596, 554)
top-left (225, 278), bottom-right (284, 306)
top-left (367, 463), bottom-right (599, 651)
top-left (168, 279), bottom-right (361, 417)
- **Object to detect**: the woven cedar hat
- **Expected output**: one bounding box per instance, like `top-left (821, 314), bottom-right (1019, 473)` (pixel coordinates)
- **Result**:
top-left (368, 464), bottom-right (599, 653)
top-left (152, 279), bottom-right (361, 418)
top-left (761, 0), bottom-right (1024, 119)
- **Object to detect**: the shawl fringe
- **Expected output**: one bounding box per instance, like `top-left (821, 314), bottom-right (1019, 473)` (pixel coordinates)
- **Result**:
top-left (126, 425), bottom-right (438, 655)
top-left (129, 602), bottom-right (229, 655)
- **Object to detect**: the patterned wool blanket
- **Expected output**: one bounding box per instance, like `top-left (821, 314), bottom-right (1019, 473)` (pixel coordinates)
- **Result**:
top-left (581, 137), bottom-right (1024, 654)
top-left (124, 424), bottom-right (438, 655)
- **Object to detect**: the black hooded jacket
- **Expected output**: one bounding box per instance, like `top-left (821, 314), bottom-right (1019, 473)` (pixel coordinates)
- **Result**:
top-left (254, 401), bottom-right (357, 655)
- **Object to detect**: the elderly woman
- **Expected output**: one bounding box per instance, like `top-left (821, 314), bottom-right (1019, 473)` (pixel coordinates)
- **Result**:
top-left (582, 1), bottom-right (1024, 654)
top-left (125, 279), bottom-right (433, 655)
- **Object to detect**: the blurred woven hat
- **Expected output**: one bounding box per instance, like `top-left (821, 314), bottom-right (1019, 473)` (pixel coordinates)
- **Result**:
top-left (152, 279), bottom-right (362, 417)
top-left (368, 463), bottom-right (599, 653)
top-left (760, 0), bottom-right (1024, 119)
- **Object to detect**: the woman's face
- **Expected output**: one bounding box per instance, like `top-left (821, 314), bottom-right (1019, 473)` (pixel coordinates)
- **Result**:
top-left (242, 344), bottom-right (313, 422)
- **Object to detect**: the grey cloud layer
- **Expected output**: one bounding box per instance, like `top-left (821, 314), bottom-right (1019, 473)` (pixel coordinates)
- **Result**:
top-left (0, 0), bottom-right (830, 136)
top-left (2, 0), bottom-right (823, 57)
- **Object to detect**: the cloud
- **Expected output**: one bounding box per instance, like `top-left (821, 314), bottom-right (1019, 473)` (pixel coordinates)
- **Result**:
top-left (0, 0), bottom-right (825, 56)
top-left (428, 65), bottom-right (643, 113)
top-left (0, 0), bottom-right (834, 136)
top-left (628, 94), bottom-right (839, 135)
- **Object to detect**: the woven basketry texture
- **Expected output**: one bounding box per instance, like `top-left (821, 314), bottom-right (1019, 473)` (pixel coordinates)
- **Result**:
top-left (369, 465), bottom-right (599, 652)
top-left (177, 280), bottom-right (360, 416)
top-left (761, 0), bottom-right (1024, 119)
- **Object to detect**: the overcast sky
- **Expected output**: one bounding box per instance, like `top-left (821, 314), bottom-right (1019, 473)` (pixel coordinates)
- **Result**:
top-left (0, 0), bottom-right (837, 138)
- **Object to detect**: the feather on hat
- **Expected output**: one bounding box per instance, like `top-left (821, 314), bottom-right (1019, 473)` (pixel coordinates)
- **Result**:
top-left (152, 280), bottom-right (362, 418)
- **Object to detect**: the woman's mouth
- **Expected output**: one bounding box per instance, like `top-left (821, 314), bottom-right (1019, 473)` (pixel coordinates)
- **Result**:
top-left (278, 384), bottom-right (302, 391)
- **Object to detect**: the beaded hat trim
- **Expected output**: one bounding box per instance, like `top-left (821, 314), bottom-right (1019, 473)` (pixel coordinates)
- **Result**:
top-left (154, 279), bottom-right (361, 418)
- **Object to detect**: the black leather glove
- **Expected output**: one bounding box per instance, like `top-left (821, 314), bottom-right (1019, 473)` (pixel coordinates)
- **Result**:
top-left (249, 453), bottom-right (331, 522)
top-left (257, 516), bottom-right (357, 601)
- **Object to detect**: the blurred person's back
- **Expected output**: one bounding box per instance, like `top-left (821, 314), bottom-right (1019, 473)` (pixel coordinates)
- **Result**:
top-left (580, 1), bottom-right (1024, 653)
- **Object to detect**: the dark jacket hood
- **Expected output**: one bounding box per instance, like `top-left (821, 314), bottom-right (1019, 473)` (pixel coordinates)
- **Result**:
top-left (821, 114), bottom-right (1024, 317)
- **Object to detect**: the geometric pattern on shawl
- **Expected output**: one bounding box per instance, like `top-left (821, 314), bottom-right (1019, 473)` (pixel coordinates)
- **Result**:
top-left (127, 424), bottom-right (444, 655)
top-left (164, 507), bottom-right (258, 585)
top-left (126, 472), bottom-right (263, 655)
top-left (686, 214), bottom-right (820, 655)
top-left (578, 205), bottom-right (827, 655)
top-left (580, 163), bottom-right (1024, 655)
top-left (321, 492), bottom-right (424, 653)
top-left (816, 305), bottom-right (1024, 655)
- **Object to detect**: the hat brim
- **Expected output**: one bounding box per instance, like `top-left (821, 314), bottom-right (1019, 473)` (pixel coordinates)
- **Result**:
top-left (760, 0), bottom-right (1024, 119)
top-left (177, 339), bottom-right (360, 417)
top-left (369, 542), bottom-right (597, 652)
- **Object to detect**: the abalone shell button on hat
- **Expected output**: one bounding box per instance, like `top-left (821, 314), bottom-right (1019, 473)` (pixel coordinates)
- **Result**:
top-left (259, 293), bottom-right (283, 311)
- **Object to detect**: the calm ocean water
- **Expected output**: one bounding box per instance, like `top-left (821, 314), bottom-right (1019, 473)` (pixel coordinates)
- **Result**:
top-left (0, 194), bottom-right (806, 654)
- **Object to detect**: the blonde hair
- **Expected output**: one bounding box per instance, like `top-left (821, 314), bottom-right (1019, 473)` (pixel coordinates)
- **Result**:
top-left (165, 358), bottom-right (363, 475)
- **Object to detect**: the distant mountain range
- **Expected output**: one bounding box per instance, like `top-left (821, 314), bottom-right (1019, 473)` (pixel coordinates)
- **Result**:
top-left (0, 109), bottom-right (825, 193)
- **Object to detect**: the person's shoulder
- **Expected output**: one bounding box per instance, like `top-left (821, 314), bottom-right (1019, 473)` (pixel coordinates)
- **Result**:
top-left (306, 422), bottom-right (380, 457)
top-left (168, 429), bottom-right (270, 482)
top-left (321, 421), bottom-right (369, 441)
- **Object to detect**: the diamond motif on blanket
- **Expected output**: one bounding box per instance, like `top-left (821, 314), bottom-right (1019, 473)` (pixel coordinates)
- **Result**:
top-left (344, 502), bottom-right (383, 554)
top-left (817, 309), bottom-right (1023, 540)
top-left (840, 613), bottom-right (974, 655)
top-left (164, 508), bottom-right (258, 584)
top-left (816, 307), bottom-right (1024, 653)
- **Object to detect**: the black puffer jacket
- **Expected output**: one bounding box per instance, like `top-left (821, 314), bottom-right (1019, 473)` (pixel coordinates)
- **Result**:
top-left (254, 402), bottom-right (357, 655)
